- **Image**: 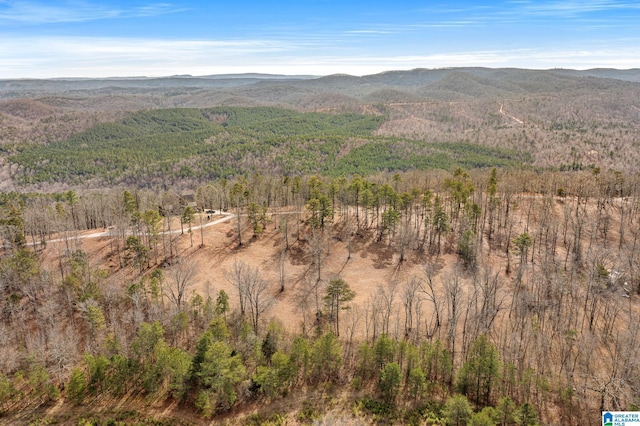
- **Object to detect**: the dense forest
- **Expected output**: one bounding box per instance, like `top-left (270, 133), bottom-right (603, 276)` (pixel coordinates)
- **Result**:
top-left (1, 165), bottom-right (640, 425)
top-left (5, 107), bottom-right (530, 187)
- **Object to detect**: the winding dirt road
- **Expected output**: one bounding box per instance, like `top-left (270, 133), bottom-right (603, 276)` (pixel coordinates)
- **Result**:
top-left (499, 103), bottom-right (524, 124)
top-left (18, 211), bottom-right (236, 248)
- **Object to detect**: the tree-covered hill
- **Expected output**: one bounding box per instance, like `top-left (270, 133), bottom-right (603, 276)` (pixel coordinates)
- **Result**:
top-left (2, 67), bottom-right (640, 183)
top-left (7, 106), bottom-right (531, 187)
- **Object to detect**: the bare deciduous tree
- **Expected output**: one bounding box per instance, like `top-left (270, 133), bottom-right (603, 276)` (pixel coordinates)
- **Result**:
top-left (402, 277), bottom-right (422, 340)
top-left (166, 258), bottom-right (197, 311)
top-left (225, 260), bottom-right (275, 335)
top-left (443, 268), bottom-right (465, 364)
top-left (377, 280), bottom-right (399, 337)
top-left (308, 230), bottom-right (328, 284)
top-left (421, 262), bottom-right (443, 340)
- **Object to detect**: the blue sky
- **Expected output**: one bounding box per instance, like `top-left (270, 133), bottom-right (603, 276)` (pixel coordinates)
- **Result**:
top-left (1, 0), bottom-right (639, 78)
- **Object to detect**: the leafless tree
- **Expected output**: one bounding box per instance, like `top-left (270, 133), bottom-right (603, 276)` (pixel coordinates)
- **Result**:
top-left (279, 248), bottom-right (286, 292)
top-left (397, 220), bottom-right (414, 262)
top-left (226, 259), bottom-right (249, 316)
top-left (23, 198), bottom-right (53, 249)
top-left (443, 268), bottom-right (465, 365)
top-left (166, 257), bottom-right (197, 311)
top-left (376, 280), bottom-right (399, 337)
top-left (46, 322), bottom-right (79, 382)
top-left (308, 230), bottom-right (328, 284)
top-left (295, 277), bottom-right (316, 336)
top-left (421, 262), bottom-right (443, 340)
top-left (462, 266), bottom-right (506, 357)
top-left (402, 277), bottom-right (422, 340)
top-left (364, 292), bottom-right (383, 343)
top-left (471, 266), bottom-right (506, 337)
top-left (342, 304), bottom-right (361, 369)
top-left (0, 322), bottom-right (20, 373)
top-left (225, 259), bottom-right (275, 335)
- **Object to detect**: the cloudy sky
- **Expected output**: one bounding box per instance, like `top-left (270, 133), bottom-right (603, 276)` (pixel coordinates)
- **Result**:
top-left (1, 0), bottom-right (639, 78)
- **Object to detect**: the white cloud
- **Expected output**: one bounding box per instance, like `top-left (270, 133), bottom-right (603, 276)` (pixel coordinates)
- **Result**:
top-left (412, 1), bottom-right (640, 28)
top-left (345, 30), bottom-right (394, 35)
top-left (1, 36), bottom-right (639, 79)
top-left (0, 1), bottom-right (182, 24)
top-left (0, 36), bottom-right (297, 78)
top-left (515, 0), bottom-right (640, 17)
top-left (488, 0), bottom-right (640, 25)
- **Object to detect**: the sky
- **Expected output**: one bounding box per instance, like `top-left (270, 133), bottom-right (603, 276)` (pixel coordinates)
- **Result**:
top-left (1, 0), bottom-right (639, 78)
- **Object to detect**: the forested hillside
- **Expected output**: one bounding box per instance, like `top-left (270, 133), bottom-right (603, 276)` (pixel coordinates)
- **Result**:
top-left (2, 67), bottom-right (640, 193)
top-left (6, 107), bottom-right (530, 187)
top-left (1, 167), bottom-right (640, 425)
top-left (1, 68), bottom-right (640, 425)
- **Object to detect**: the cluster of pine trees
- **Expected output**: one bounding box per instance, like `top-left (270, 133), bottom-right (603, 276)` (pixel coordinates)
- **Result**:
top-left (7, 106), bottom-right (529, 188)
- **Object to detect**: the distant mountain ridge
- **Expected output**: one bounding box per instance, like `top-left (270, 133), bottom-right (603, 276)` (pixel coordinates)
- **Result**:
top-left (2, 68), bottom-right (640, 98)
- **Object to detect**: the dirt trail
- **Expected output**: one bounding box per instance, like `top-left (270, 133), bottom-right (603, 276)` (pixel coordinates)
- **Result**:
top-left (14, 212), bottom-right (236, 249)
top-left (499, 103), bottom-right (524, 124)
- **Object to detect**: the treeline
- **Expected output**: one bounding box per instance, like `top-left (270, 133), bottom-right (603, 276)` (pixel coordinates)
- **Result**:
top-left (3, 313), bottom-right (541, 425)
top-left (1, 167), bottom-right (640, 424)
top-left (7, 106), bottom-right (531, 187)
